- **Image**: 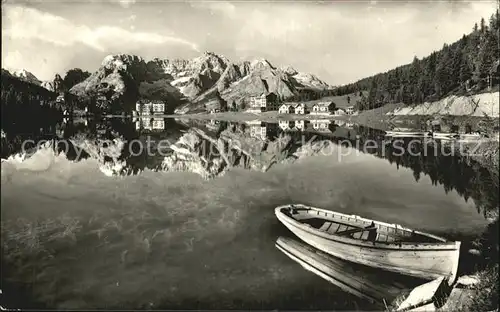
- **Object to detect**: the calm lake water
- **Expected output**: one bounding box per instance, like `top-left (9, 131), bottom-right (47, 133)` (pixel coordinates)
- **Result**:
top-left (1, 116), bottom-right (497, 310)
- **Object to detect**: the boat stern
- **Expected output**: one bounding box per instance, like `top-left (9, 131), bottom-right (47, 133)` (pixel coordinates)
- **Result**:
top-left (448, 241), bottom-right (461, 286)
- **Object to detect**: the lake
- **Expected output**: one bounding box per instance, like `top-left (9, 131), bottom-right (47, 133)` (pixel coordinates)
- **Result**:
top-left (1, 116), bottom-right (497, 310)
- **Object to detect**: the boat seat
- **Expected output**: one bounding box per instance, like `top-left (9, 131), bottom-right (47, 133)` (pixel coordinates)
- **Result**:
top-left (319, 222), bottom-right (332, 231)
top-left (337, 225), bottom-right (376, 237)
top-left (336, 224), bottom-right (348, 233)
top-left (327, 223), bottom-right (340, 234)
top-left (352, 232), bottom-right (363, 239)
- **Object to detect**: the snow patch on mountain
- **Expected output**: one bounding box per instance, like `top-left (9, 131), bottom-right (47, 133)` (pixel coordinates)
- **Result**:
top-left (10, 69), bottom-right (42, 85)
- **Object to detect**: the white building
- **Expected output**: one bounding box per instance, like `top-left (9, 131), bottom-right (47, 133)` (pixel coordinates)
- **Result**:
top-left (310, 102), bottom-right (335, 115)
top-left (294, 120), bottom-right (308, 131)
top-left (136, 101), bottom-right (166, 115)
top-left (333, 119), bottom-right (346, 127)
top-left (248, 93), bottom-right (279, 113)
top-left (279, 120), bottom-right (292, 130)
top-left (294, 103), bottom-right (307, 115)
top-left (345, 106), bottom-right (355, 115)
top-left (333, 108), bottom-right (346, 116)
top-left (136, 117), bottom-right (165, 131)
top-left (311, 119), bottom-right (332, 132)
top-left (278, 104), bottom-right (294, 114)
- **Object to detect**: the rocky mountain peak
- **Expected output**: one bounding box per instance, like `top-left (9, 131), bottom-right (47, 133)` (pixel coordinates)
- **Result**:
top-left (10, 69), bottom-right (42, 85)
top-left (68, 51), bottom-right (333, 114)
top-left (101, 54), bottom-right (145, 72)
top-left (250, 59), bottom-right (275, 71)
top-left (281, 65), bottom-right (298, 76)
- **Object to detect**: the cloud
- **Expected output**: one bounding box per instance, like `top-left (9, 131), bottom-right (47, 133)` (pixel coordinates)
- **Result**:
top-left (2, 5), bottom-right (199, 53)
top-left (190, 1), bottom-right (236, 18)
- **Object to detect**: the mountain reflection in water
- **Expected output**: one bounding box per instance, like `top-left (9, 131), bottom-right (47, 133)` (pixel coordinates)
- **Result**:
top-left (2, 117), bottom-right (497, 215)
top-left (0, 116), bottom-right (497, 310)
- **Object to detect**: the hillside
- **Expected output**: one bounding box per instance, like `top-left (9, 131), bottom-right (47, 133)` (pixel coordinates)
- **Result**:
top-left (69, 52), bottom-right (334, 114)
top-left (9, 69), bottom-right (42, 85)
top-left (1, 70), bottom-right (60, 125)
top-left (331, 10), bottom-right (500, 111)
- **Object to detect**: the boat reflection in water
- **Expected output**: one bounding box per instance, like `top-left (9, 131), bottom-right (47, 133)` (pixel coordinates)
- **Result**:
top-left (275, 236), bottom-right (426, 309)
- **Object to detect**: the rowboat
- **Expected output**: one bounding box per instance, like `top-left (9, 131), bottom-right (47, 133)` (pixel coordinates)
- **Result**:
top-left (275, 204), bottom-right (461, 283)
top-left (431, 132), bottom-right (459, 140)
top-left (385, 131), bottom-right (430, 137)
top-left (275, 236), bottom-right (423, 308)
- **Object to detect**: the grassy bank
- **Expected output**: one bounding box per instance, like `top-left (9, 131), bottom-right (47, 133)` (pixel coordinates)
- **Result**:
top-left (457, 217), bottom-right (498, 312)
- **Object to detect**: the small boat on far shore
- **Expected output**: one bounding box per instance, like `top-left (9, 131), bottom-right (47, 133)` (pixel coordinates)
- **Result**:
top-left (275, 204), bottom-right (461, 283)
top-left (384, 131), bottom-right (430, 137)
top-left (384, 131), bottom-right (487, 141)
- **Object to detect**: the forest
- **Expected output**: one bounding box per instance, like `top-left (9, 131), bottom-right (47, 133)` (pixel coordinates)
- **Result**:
top-left (1, 71), bottom-right (61, 124)
top-left (0, 68), bottom-right (93, 123)
top-left (329, 10), bottom-right (500, 111)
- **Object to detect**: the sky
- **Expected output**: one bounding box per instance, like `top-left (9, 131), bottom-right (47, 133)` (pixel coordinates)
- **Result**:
top-left (1, 0), bottom-right (498, 85)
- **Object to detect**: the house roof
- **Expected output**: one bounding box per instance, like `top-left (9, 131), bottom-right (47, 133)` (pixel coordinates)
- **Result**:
top-left (307, 101), bottom-right (334, 108)
top-left (137, 100), bottom-right (166, 104)
top-left (281, 102), bottom-right (306, 108)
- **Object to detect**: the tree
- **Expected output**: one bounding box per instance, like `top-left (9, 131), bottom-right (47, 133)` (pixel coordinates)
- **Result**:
top-left (53, 74), bottom-right (64, 93)
top-left (480, 17), bottom-right (487, 33)
top-left (472, 19), bottom-right (499, 90)
top-left (298, 12), bottom-right (499, 108)
top-left (63, 68), bottom-right (91, 90)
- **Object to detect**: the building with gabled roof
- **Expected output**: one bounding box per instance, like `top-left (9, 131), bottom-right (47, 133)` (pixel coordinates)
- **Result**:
top-left (310, 101), bottom-right (336, 115)
top-left (248, 92), bottom-right (279, 113)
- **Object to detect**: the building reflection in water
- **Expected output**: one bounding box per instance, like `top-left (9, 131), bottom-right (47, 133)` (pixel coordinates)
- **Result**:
top-left (279, 120), bottom-right (310, 132)
top-left (134, 117), bottom-right (165, 131)
top-left (308, 119), bottom-right (336, 133)
top-left (245, 120), bottom-right (279, 141)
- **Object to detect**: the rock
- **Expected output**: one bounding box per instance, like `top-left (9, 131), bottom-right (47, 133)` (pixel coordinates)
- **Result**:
top-left (456, 275), bottom-right (481, 287)
top-left (468, 248), bottom-right (481, 256)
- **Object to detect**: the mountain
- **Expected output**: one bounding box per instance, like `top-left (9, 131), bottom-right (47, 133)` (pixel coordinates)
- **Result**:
top-left (2, 68), bottom-right (58, 92)
top-left (1, 69), bottom-right (59, 125)
top-left (41, 81), bottom-right (55, 92)
top-left (70, 54), bottom-right (184, 114)
top-left (9, 69), bottom-right (42, 86)
top-left (69, 52), bottom-right (333, 114)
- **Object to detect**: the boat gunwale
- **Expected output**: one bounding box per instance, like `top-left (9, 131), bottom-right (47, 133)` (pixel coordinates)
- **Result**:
top-left (275, 204), bottom-right (460, 250)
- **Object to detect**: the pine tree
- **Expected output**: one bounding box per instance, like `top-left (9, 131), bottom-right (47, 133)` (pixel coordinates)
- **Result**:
top-left (480, 17), bottom-right (487, 33)
top-left (367, 79), bottom-right (378, 108)
top-left (459, 52), bottom-right (473, 90)
top-left (434, 45), bottom-right (453, 96)
top-left (475, 29), bottom-right (499, 89)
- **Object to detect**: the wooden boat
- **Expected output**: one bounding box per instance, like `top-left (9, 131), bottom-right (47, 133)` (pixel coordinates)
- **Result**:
top-left (431, 132), bottom-right (459, 140)
top-left (385, 131), bottom-right (430, 137)
top-left (275, 204), bottom-right (461, 283)
top-left (275, 236), bottom-right (424, 308)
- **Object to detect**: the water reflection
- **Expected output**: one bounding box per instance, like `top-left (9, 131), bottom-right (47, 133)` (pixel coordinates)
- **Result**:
top-left (275, 236), bottom-right (423, 309)
top-left (1, 117), bottom-right (498, 215)
top-left (134, 117), bottom-right (166, 131)
top-left (1, 116), bottom-right (497, 310)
